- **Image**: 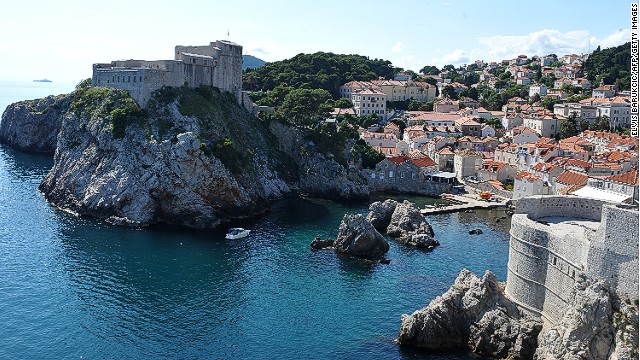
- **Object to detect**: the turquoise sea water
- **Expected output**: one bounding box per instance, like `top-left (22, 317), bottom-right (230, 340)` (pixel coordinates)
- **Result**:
top-left (0, 83), bottom-right (511, 359)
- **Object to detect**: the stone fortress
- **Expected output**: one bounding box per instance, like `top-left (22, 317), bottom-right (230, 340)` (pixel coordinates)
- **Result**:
top-left (92, 40), bottom-right (243, 107)
top-left (506, 195), bottom-right (639, 324)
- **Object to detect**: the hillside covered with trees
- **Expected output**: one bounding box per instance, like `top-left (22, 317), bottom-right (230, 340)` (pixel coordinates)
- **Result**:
top-left (582, 42), bottom-right (631, 90)
top-left (242, 52), bottom-right (397, 98)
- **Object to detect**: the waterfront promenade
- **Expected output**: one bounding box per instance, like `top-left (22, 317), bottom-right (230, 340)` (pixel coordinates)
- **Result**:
top-left (421, 194), bottom-right (508, 215)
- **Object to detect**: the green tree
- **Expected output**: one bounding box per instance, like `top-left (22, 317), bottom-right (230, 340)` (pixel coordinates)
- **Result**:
top-left (529, 93), bottom-right (541, 104)
top-left (540, 97), bottom-right (562, 111)
top-left (76, 78), bottom-right (92, 90)
top-left (334, 97), bottom-right (353, 108)
top-left (441, 85), bottom-right (458, 100)
top-left (278, 88), bottom-right (333, 126)
top-left (559, 113), bottom-right (579, 139)
top-left (420, 65), bottom-right (440, 75)
top-left (589, 115), bottom-right (611, 131)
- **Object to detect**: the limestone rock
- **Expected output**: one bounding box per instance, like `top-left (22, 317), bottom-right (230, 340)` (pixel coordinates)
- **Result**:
top-left (38, 88), bottom-right (292, 228)
top-left (534, 275), bottom-right (639, 360)
top-left (385, 200), bottom-right (437, 249)
top-left (269, 122), bottom-right (370, 201)
top-left (334, 214), bottom-right (389, 260)
top-left (398, 269), bottom-right (542, 359)
top-left (366, 199), bottom-right (399, 231)
top-left (0, 94), bottom-right (70, 153)
top-left (310, 237), bottom-right (335, 250)
top-left (297, 151), bottom-right (370, 200)
top-left (403, 233), bottom-right (440, 249)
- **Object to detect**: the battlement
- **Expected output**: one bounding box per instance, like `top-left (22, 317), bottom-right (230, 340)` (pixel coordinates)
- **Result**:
top-left (92, 40), bottom-right (243, 108)
top-left (505, 196), bottom-right (638, 324)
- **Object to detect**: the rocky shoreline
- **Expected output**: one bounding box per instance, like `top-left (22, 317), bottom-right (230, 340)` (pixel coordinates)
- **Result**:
top-left (398, 269), bottom-right (639, 360)
top-left (0, 87), bottom-right (370, 228)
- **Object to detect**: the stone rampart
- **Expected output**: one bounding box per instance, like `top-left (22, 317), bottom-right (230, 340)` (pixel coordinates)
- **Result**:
top-left (506, 195), bottom-right (639, 324)
top-left (92, 40), bottom-right (243, 108)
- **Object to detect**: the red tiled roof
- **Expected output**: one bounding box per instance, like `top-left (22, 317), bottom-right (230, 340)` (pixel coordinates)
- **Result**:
top-left (606, 169), bottom-right (639, 185)
top-left (488, 180), bottom-right (505, 190)
top-left (388, 155), bottom-right (409, 165)
top-left (532, 162), bottom-right (558, 173)
top-left (482, 160), bottom-right (508, 172)
top-left (437, 147), bottom-right (455, 155)
top-left (409, 156), bottom-right (437, 168)
top-left (556, 170), bottom-right (589, 186)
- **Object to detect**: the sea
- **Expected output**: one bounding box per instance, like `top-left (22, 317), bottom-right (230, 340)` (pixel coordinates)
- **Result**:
top-left (0, 81), bottom-right (511, 359)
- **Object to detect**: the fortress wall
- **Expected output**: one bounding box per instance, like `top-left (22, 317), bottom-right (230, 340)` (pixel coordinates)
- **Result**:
top-left (93, 67), bottom-right (183, 107)
top-left (514, 195), bottom-right (605, 221)
top-left (507, 196), bottom-right (639, 324)
top-left (587, 204), bottom-right (639, 298)
top-left (93, 40), bottom-right (243, 107)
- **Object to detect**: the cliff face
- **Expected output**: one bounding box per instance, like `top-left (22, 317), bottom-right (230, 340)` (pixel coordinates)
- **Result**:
top-left (0, 94), bottom-right (70, 153)
top-left (397, 269), bottom-right (541, 359)
top-left (2, 86), bottom-right (369, 228)
top-left (398, 270), bottom-right (639, 360)
top-left (269, 122), bottom-right (370, 200)
top-left (38, 87), bottom-right (293, 228)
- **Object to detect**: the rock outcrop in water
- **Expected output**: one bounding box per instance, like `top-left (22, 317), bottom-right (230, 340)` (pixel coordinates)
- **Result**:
top-left (366, 200), bottom-right (438, 249)
top-left (397, 269), bottom-right (542, 359)
top-left (0, 95), bottom-right (70, 153)
top-left (333, 214), bottom-right (389, 260)
top-left (366, 199), bottom-right (399, 231)
top-left (2, 86), bottom-right (370, 228)
top-left (398, 270), bottom-right (639, 360)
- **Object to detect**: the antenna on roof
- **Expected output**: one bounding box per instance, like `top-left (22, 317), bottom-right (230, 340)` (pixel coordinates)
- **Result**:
top-left (227, 30), bottom-right (230, 40)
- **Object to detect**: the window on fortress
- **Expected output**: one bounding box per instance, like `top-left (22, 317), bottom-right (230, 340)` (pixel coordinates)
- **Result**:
top-left (552, 257), bottom-right (557, 266)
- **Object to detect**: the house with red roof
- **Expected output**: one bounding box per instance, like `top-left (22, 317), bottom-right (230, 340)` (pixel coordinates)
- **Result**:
top-left (454, 149), bottom-right (483, 181)
top-left (554, 170), bottom-right (589, 194)
top-left (583, 168), bottom-right (638, 202)
top-left (434, 146), bottom-right (455, 172)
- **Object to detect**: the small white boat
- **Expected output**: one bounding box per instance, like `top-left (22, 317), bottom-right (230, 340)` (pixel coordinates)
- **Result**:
top-left (225, 227), bottom-right (251, 240)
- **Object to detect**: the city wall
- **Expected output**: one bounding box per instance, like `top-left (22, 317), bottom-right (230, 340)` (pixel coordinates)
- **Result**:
top-left (505, 196), bottom-right (639, 324)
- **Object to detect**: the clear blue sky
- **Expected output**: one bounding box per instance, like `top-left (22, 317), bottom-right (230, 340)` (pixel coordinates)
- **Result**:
top-left (0, 0), bottom-right (634, 83)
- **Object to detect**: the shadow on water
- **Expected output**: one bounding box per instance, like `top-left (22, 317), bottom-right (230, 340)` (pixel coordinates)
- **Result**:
top-left (0, 144), bottom-right (53, 179)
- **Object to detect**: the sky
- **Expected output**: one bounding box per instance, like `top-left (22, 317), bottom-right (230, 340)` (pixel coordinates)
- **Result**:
top-left (0, 0), bottom-right (634, 83)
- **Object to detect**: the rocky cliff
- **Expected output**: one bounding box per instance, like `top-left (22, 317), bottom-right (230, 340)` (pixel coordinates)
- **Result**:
top-left (1, 86), bottom-right (371, 228)
top-left (534, 275), bottom-right (639, 360)
top-left (397, 269), bottom-right (541, 359)
top-left (0, 94), bottom-right (70, 153)
top-left (398, 270), bottom-right (639, 360)
top-left (269, 122), bottom-right (369, 200)
top-left (37, 86), bottom-right (294, 227)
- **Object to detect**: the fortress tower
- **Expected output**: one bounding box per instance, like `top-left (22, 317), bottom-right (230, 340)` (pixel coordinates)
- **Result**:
top-left (92, 40), bottom-right (243, 107)
top-left (505, 195), bottom-right (638, 324)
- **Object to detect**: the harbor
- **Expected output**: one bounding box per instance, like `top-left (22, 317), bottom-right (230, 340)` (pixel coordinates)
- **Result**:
top-left (421, 194), bottom-right (509, 215)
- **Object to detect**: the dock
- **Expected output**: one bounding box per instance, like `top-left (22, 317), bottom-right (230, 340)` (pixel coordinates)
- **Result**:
top-left (421, 194), bottom-right (508, 215)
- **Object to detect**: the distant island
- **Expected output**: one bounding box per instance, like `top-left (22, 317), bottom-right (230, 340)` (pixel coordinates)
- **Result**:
top-left (33, 79), bottom-right (52, 83)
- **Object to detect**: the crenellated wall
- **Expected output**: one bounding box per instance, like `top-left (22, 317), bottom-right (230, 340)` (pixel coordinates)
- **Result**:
top-left (505, 196), bottom-right (638, 324)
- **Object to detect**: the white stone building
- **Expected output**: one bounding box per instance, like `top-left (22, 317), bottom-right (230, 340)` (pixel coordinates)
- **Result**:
top-left (351, 89), bottom-right (387, 120)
